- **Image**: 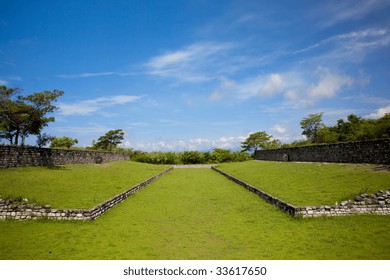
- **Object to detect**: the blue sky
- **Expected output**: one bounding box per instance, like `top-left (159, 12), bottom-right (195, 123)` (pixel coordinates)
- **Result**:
top-left (1, 0), bottom-right (390, 151)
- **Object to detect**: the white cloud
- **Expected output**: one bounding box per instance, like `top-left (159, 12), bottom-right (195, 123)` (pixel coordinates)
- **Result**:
top-left (211, 73), bottom-right (284, 101)
top-left (270, 124), bottom-right (286, 135)
top-left (145, 42), bottom-right (234, 82)
top-left (0, 79), bottom-right (7, 85)
top-left (211, 69), bottom-right (352, 108)
top-left (292, 27), bottom-right (390, 63)
top-left (316, 0), bottom-right (390, 27)
top-left (59, 95), bottom-right (143, 116)
top-left (365, 105), bottom-right (390, 119)
top-left (308, 71), bottom-right (353, 100)
top-left (122, 135), bottom-right (247, 152)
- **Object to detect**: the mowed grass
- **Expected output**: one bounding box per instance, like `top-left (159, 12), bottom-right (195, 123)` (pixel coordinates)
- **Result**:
top-left (0, 168), bottom-right (389, 260)
top-left (0, 161), bottom-right (169, 208)
top-left (217, 160), bottom-right (390, 206)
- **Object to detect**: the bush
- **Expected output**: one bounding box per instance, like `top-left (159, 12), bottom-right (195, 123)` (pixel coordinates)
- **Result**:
top-left (130, 149), bottom-right (251, 165)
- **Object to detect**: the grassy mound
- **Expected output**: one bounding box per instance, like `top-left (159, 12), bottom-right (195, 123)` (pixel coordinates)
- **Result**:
top-left (0, 161), bottom-right (169, 208)
top-left (1, 168), bottom-right (389, 259)
top-left (217, 160), bottom-right (390, 206)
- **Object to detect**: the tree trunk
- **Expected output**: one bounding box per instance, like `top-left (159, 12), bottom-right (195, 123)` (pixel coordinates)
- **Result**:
top-left (14, 129), bottom-right (20, 145)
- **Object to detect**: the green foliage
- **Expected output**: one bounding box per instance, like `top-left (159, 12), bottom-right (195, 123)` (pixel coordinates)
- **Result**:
top-left (317, 113), bottom-right (390, 144)
top-left (36, 133), bottom-right (54, 148)
top-left (50, 136), bottom-right (78, 149)
top-left (131, 149), bottom-right (250, 164)
top-left (92, 129), bottom-right (124, 151)
top-left (281, 139), bottom-right (313, 148)
top-left (241, 131), bottom-right (282, 152)
top-left (180, 151), bottom-right (205, 164)
top-left (291, 113), bottom-right (390, 148)
top-left (0, 86), bottom-right (63, 145)
top-left (300, 113), bottom-right (324, 143)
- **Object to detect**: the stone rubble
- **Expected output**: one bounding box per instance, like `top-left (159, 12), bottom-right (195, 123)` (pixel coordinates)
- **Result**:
top-left (340, 189), bottom-right (390, 206)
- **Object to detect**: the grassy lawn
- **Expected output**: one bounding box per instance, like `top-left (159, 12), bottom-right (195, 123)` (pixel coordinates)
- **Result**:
top-left (217, 160), bottom-right (390, 206)
top-left (0, 161), bottom-right (169, 208)
top-left (1, 168), bottom-right (389, 259)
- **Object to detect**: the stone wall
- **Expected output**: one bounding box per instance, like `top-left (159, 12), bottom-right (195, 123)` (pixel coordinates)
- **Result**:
top-left (254, 139), bottom-right (390, 164)
top-left (296, 204), bottom-right (390, 217)
top-left (0, 167), bottom-right (173, 221)
top-left (0, 145), bottom-right (130, 168)
top-left (211, 167), bottom-right (390, 217)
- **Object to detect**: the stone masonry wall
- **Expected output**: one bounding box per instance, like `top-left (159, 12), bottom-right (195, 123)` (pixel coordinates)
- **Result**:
top-left (0, 145), bottom-right (130, 168)
top-left (0, 167), bottom-right (173, 221)
top-left (254, 139), bottom-right (390, 164)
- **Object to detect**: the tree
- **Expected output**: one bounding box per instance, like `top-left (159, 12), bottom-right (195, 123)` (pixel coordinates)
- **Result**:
top-left (94, 129), bottom-right (124, 151)
top-left (241, 131), bottom-right (272, 152)
top-left (36, 133), bottom-right (54, 148)
top-left (50, 136), bottom-right (78, 149)
top-left (0, 86), bottom-right (64, 145)
top-left (300, 113), bottom-right (324, 143)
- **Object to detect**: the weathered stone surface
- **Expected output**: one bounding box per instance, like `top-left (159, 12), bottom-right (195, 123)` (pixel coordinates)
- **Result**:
top-left (254, 139), bottom-right (390, 164)
top-left (0, 145), bottom-right (130, 168)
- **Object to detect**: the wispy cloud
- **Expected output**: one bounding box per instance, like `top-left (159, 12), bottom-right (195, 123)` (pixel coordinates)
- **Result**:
top-left (58, 95), bottom-right (143, 116)
top-left (58, 71), bottom-right (136, 79)
top-left (315, 0), bottom-right (390, 27)
top-left (145, 42), bottom-right (234, 82)
top-left (293, 27), bottom-right (390, 61)
top-left (54, 123), bottom-right (110, 135)
top-left (0, 75), bottom-right (22, 85)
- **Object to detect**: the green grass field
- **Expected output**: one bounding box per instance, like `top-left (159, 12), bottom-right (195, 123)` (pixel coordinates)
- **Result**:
top-left (0, 165), bottom-right (389, 260)
top-left (0, 161), bottom-right (168, 208)
top-left (217, 161), bottom-right (390, 206)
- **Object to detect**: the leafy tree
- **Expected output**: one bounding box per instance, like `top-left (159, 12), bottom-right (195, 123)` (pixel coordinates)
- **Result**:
top-left (290, 112), bottom-right (390, 147)
top-left (0, 85), bottom-right (63, 145)
top-left (241, 131), bottom-right (272, 152)
top-left (300, 113), bottom-right (324, 143)
top-left (94, 129), bottom-right (124, 151)
top-left (180, 151), bottom-right (205, 164)
top-left (50, 136), bottom-right (78, 149)
top-left (263, 139), bottom-right (282, 150)
top-left (36, 133), bottom-right (54, 148)
top-left (375, 113), bottom-right (390, 138)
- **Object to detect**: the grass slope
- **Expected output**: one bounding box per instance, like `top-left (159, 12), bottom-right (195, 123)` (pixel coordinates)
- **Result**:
top-left (1, 168), bottom-right (389, 259)
top-left (0, 161), bottom-right (168, 208)
top-left (217, 160), bottom-right (390, 206)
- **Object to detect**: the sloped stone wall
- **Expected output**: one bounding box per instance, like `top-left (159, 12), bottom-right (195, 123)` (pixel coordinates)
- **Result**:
top-left (254, 139), bottom-right (390, 164)
top-left (0, 145), bottom-right (130, 168)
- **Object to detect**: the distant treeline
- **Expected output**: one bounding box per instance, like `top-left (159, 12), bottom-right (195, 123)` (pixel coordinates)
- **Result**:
top-left (129, 149), bottom-right (251, 165)
top-left (283, 113), bottom-right (390, 148)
